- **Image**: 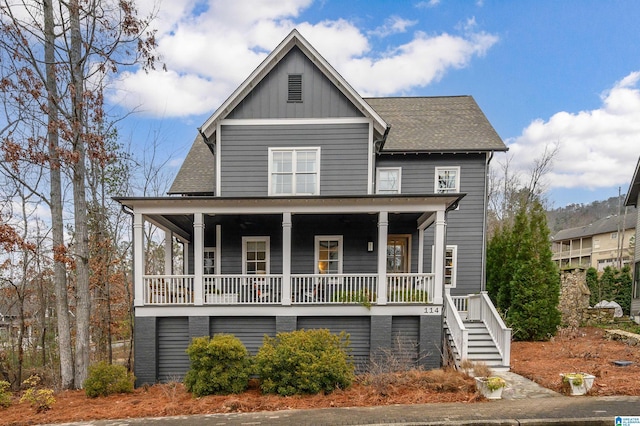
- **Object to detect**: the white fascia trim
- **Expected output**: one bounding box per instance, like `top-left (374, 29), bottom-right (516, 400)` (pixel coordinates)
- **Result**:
top-left (221, 117), bottom-right (371, 126)
top-left (216, 122), bottom-right (222, 196)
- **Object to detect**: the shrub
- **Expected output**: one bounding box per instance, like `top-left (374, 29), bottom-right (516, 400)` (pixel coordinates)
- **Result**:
top-left (20, 375), bottom-right (55, 413)
top-left (0, 380), bottom-right (12, 408)
top-left (84, 361), bottom-right (134, 398)
top-left (184, 334), bottom-right (252, 397)
top-left (254, 329), bottom-right (354, 396)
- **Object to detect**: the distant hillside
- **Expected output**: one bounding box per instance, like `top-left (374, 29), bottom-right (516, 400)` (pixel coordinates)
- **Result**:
top-left (547, 195), bottom-right (637, 234)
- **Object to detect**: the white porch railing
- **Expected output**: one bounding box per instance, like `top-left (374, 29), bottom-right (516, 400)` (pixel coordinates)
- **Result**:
top-left (203, 274), bottom-right (282, 305)
top-left (145, 275), bottom-right (194, 304)
top-left (290, 274), bottom-right (378, 304)
top-left (387, 273), bottom-right (434, 303)
top-left (444, 293), bottom-right (468, 362)
top-left (142, 273), bottom-right (435, 306)
top-left (467, 292), bottom-right (511, 367)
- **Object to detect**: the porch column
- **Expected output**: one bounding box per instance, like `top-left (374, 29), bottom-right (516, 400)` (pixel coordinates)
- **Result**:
top-left (183, 242), bottom-right (190, 275)
top-left (216, 224), bottom-right (221, 274)
top-left (164, 231), bottom-right (173, 275)
top-left (133, 212), bottom-right (144, 307)
top-left (417, 228), bottom-right (425, 274)
top-left (194, 213), bottom-right (204, 306)
top-left (282, 212), bottom-right (292, 306)
top-left (432, 209), bottom-right (446, 305)
top-left (377, 211), bottom-right (388, 305)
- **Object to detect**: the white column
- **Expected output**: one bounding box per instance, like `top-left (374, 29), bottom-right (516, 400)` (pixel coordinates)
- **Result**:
top-left (183, 242), bottom-right (190, 275)
top-left (216, 224), bottom-right (222, 274)
top-left (433, 209), bottom-right (446, 305)
top-left (282, 212), bottom-right (292, 306)
top-left (194, 213), bottom-right (204, 306)
top-left (164, 230), bottom-right (173, 275)
top-left (417, 227), bottom-right (425, 274)
top-left (377, 211), bottom-right (388, 305)
top-left (133, 213), bottom-right (144, 307)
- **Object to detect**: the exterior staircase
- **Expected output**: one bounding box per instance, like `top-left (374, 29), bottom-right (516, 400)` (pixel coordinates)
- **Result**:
top-left (444, 292), bottom-right (511, 372)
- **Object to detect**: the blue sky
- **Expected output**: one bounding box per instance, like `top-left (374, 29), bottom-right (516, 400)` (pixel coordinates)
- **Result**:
top-left (112, 0), bottom-right (640, 208)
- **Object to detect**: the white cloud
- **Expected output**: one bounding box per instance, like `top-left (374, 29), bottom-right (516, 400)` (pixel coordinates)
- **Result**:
top-left (369, 16), bottom-right (418, 38)
top-left (108, 0), bottom-right (498, 116)
top-left (506, 71), bottom-right (640, 191)
top-left (416, 0), bottom-right (441, 8)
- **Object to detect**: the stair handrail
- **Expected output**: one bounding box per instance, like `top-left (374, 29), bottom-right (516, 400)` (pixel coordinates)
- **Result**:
top-left (477, 291), bottom-right (511, 367)
top-left (444, 293), bottom-right (468, 362)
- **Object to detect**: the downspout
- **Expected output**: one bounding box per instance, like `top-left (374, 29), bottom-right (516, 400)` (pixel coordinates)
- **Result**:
top-left (121, 204), bottom-right (135, 371)
top-left (482, 151), bottom-right (494, 292)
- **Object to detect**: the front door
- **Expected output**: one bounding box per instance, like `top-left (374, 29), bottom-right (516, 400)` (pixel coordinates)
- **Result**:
top-left (387, 235), bottom-right (410, 273)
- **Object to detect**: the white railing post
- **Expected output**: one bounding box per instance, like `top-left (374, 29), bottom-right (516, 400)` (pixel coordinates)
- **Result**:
top-left (377, 211), bottom-right (388, 305)
top-left (432, 210), bottom-right (446, 305)
top-left (134, 213), bottom-right (144, 307)
top-left (282, 212), bottom-right (292, 306)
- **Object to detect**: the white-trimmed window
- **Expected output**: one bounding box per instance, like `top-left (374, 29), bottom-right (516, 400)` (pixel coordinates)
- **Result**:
top-left (315, 236), bottom-right (343, 274)
top-left (432, 245), bottom-right (457, 287)
top-left (435, 167), bottom-right (460, 194)
top-left (269, 147), bottom-right (320, 196)
top-left (204, 248), bottom-right (215, 274)
top-left (376, 167), bottom-right (401, 194)
top-left (242, 237), bottom-right (270, 274)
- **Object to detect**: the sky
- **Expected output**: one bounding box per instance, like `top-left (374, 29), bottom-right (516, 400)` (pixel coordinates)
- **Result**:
top-left (109, 0), bottom-right (640, 208)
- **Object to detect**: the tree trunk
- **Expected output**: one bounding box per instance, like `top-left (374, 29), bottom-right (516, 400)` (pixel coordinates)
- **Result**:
top-left (44, 0), bottom-right (74, 389)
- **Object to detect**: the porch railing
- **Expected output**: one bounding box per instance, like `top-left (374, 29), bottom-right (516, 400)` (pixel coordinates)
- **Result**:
top-left (467, 292), bottom-right (511, 367)
top-left (142, 273), bottom-right (435, 306)
top-left (444, 293), bottom-right (468, 363)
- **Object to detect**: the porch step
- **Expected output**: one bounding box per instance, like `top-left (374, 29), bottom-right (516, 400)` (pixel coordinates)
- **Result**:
top-left (463, 320), bottom-right (503, 367)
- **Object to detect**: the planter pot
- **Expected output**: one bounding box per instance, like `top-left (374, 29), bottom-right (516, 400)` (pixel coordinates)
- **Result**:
top-left (560, 373), bottom-right (595, 396)
top-left (475, 377), bottom-right (506, 400)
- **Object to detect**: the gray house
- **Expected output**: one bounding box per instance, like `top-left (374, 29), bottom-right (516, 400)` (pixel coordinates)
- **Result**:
top-left (116, 30), bottom-right (510, 385)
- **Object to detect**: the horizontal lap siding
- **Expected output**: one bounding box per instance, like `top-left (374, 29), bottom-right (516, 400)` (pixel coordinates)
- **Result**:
top-left (297, 317), bottom-right (371, 370)
top-left (220, 123), bottom-right (370, 197)
top-left (377, 153), bottom-right (487, 295)
top-left (157, 317), bottom-right (190, 382)
top-left (210, 317), bottom-right (276, 355)
top-left (391, 316), bottom-right (420, 365)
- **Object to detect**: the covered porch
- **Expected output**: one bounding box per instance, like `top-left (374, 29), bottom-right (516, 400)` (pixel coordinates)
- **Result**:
top-left (117, 195), bottom-right (462, 309)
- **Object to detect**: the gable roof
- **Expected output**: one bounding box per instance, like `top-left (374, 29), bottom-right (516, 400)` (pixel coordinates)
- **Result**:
top-left (198, 29), bottom-right (388, 140)
top-left (552, 210), bottom-right (637, 241)
top-left (624, 156), bottom-right (640, 207)
top-left (365, 96), bottom-right (507, 152)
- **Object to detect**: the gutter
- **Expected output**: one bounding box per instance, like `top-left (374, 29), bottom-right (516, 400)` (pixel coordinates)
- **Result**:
top-left (374, 125), bottom-right (391, 154)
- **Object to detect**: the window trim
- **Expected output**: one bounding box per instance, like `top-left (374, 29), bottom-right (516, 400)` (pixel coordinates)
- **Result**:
top-left (435, 166), bottom-right (461, 194)
top-left (242, 236), bottom-right (270, 275)
top-left (376, 167), bottom-right (402, 194)
top-left (204, 247), bottom-right (216, 275)
top-left (432, 244), bottom-right (457, 288)
top-left (268, 147), bottom-right (321, 196)
top-left (387, 234), bottom-right (411, 273)
top-left (314, 235), bottom-right (343, 275)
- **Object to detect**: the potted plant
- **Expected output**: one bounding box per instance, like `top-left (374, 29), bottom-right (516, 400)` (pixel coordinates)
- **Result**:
top-left (560, 373), bottom-right (595, 396)
top-left (474, 376), bottom-right (507, 399)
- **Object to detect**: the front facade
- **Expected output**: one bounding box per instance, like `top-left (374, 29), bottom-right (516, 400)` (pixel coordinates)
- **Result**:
top-left (117, 30), bottom-right (508, 384)
top-left (551, 212), bottom-right (637, 271)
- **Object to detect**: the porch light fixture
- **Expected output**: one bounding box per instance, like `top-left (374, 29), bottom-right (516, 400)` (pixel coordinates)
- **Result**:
top-left (367, 241), bottom-right (374, 252)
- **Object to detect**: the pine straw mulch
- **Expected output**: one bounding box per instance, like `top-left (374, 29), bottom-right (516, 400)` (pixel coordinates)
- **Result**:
top-left (2, 326), bottom-right (640, 425)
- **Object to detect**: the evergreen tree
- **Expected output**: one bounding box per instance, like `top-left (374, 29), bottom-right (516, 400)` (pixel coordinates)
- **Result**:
top-left (586, 267), bottom-right (599, 306)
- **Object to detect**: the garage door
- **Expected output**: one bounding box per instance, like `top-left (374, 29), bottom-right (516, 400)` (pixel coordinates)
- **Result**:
top-left (210, 317), bottom-right (277, 355)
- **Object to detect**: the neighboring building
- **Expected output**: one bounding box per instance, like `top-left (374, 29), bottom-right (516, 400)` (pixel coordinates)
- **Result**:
top-left (116, 30), bottom-right (510, 385)
top-left (624, 157), bottom-right (640, 319)
top-left (551, 212), bottom-right (636, 271)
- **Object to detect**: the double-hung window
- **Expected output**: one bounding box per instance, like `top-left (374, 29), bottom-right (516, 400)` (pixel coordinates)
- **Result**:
top-left (269, 148), bottom-right (320, 196)
top-left (435, 167), bottom-right (460, 194)
top-left (376, 167), bottom-right (401, 194)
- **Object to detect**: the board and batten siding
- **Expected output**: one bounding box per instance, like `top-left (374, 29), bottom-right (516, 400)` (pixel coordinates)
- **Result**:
top-left (376, 153), bottom-right (488, 296)
top-left (219, 123), bottom-right (370, 197)
top-left (228, 46), bottom-right (362, 120)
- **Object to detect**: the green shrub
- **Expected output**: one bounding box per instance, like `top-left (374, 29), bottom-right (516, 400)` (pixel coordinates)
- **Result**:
top-left (20, 375), bottom-right (55, 412)
top-left (0, 380), bottom-right (12, 408)
top-left (254, 329), bottom-right (354, 396)
top-left (184, 334), bottom-right (252, 397)
top-left (83, 361), bottom-right (134, 398)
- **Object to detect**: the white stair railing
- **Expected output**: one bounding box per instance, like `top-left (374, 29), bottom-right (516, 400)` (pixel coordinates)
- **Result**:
top-left (444, 293), bottom-right (468, 363)
top-left (467, 291), bottom-right (511, 367)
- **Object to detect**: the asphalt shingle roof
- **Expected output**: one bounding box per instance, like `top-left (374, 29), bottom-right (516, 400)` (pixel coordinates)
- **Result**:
top-left (552, 210), bottom-right (637, 241)
top-left (167, 134), bottom-right (215, 195)
top-left (364, 96), bottom-right (506, 152)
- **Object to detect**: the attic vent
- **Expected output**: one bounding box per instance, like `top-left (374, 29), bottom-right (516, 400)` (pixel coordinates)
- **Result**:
top-left (288, 74), bottom-right (302, 102)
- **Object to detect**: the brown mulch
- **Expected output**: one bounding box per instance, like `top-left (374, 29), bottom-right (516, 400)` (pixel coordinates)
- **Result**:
top-left (2, 326), bottom-right (640, 425)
